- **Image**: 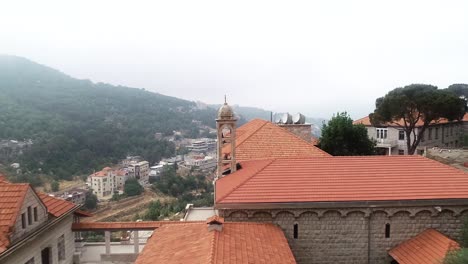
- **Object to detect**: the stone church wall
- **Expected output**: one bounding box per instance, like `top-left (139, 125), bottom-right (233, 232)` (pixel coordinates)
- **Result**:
top-left (221, 206), bottom-right (468, 264)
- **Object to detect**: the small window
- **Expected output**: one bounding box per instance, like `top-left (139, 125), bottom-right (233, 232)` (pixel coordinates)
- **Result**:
top-left (435, 127), bottom-right (439, 139)
top-left (398, 150), bottom-right (404, 155)
top-left (27, 206), bottom-right (32, 225)
top-left (398, 131), bottom-right (405, 140)
top-left (428, 128), bottom-right (433, 140)
top-left (34, 207), bottom-right (38, 222)
top-left (420, 131), bottom-right (425, 142)
top-left (58, 234), bottom-right (65, 260)
top-left (385, 223), bottom-right (391, 238)
top-left (293, 224), bottom-right (298, 239)
top-left (377, 128), bottom-right (388, 139)
top-left (21, 213), bottom-right (26, 229)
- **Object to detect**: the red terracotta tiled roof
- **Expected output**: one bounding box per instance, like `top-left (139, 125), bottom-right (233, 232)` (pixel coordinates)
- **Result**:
top-left (0, 179), bottom-right (78, 253)
top-left (74, 209), bottom-right (93, 217)
top-left (223, 119), bottom-right (330, 161)
top-left (0, 182), bottom-right (29, 252)
top-left (0, 173), bottom-right (7, 182)
top-left (37, 193), bottom-right (76, 218)
top-left (90, 170), bottom-right (109, 177)
top-left (354, 112), bottom-right (468, 127)
top-left (135, 221), bottom-right (296, 264)
top-left (114, 169), bottom-right (127, 176)
top-left (216, 156), bottom-right (468, 204)
top-left (389, 229), bottom-right (460, 264)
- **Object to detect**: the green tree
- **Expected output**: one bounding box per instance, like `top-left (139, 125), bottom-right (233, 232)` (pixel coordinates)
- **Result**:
top-left (371, 84), bottom-right (467, 155)
top-left (84, 191), bottom-right (98, 210)
top-left (444, 217), bottom-right (468, 263)
top-left (124, 178), bottom-right (143, 196)
top-left (446, 84), bottom-right (468, 98)
top-left (444, 249), bottom-right (468, 264)
top-left (51, 180), bottom-right (59, 192)
top-left (319, 112), bottom-right (376, 156)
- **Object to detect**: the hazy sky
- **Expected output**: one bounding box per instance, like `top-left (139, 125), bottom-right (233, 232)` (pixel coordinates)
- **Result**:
top-left (2, 0), bottom-right (468, 119)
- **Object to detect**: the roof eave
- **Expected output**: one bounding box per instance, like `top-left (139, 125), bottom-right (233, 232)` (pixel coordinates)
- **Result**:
top-left (215, 198), bottom-right (468, 210)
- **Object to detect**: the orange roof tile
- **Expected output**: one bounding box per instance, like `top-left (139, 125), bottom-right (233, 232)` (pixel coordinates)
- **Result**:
top-left (114, 169), bottom-right (128, 176)
top-left (223, 119), bottom-right (330, 161)
top-left (0, 173), bottom-right (7, 182)
top-left (90, 170), bottom-right (109, 177)
top-left (37, 193), bottom-right (77, 217)
top-left (0, 182), bottom-right (29, 252)
top-left (135, 221), bottom-right (296, 264)
top-left (389, 229), bottom-right (460, 264)
top-left (0, 180), bottom-right (77, 253)
top-left (216, 156), bottom-right (468, 204)
top-left (354, 112), bottom-right (468, 127)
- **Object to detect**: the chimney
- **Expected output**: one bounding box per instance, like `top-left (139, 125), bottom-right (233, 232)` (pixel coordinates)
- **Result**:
top-left (278, 123), bottom-right (313, 142)
top-left (206, 215), bottom-right (224, 232)
top-left (275, 112), bottom-right (313, 142)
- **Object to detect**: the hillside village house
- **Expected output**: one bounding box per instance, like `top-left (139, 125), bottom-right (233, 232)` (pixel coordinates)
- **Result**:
top-left (354, 113), bottom-right (468, 155)
top-left (88, 167), bottom-right (116, 200)
top-left (0, 177), bottom-right (87, 264)
top-left (88, 164), bottom-right (144, 200)
top-left (127, 161), bottom-right (150, 184)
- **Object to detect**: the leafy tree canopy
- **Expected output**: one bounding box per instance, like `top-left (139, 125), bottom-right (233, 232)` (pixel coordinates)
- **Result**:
top-left (124, 178), bottom-right (143, 196)
top-left (319, 112), bottom-right (376, 156)
top-left (370, 84), bottom-right (467, 154)
top-left (84, 191), bottom-right (98, 210)
top-left (447, 84), bottom-right (468, 98)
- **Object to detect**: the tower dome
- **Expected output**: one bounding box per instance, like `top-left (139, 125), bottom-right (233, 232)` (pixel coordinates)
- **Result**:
top-left (217, 102), bottom-right (234, 120)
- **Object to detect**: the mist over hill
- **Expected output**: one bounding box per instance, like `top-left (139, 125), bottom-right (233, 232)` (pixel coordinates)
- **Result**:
top-left (0, 55), bottom-right (218, 183)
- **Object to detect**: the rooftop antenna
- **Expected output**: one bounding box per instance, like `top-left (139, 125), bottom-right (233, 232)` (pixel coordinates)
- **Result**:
top-left (224, 95), bottom-right (227, 104)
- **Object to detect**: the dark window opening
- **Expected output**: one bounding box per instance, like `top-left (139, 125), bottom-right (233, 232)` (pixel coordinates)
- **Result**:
top-left (293, 224), bottom-right (298, 239)
top-left (398, 131), bottom-right (405, 140)
top-left (58, 234), bottom-right (65, 260)
top-left (27, 206), bottom-right (32, 225)
top-left (398, 150), bottom-right (404, 155)
top-left (34, 207), bottom-right (38, 222)
top-left (385, 223), bottom-right (391, 238)
top-left (41, 247), bottom-right (51, 264)
top-left (21, 213), bottom-right (26, 229)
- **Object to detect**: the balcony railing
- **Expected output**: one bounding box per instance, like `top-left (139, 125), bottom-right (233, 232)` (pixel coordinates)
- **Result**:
top-left (375, 139), bottom-right (398, 147)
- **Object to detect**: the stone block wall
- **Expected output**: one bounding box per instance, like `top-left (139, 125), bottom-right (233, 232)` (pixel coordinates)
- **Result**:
top-left (221, 206), bottom-right (468, 264)
top-left (11, 188), bottom-right (48, 243)
top-left (277, 124), bottom-right (312, 142)
top-left (2, 215), bottom-right (75, 264)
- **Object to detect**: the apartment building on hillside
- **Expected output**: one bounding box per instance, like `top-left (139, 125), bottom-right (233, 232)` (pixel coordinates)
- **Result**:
top-left (88, 167), bottom-right (115, 200)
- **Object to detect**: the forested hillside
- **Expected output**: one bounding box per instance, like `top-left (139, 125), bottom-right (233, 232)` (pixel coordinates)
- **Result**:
top-left (0, 56), bottom-right (217, 183)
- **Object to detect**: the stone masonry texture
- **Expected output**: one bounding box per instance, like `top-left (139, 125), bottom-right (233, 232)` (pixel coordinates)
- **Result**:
top-left (220, 206), bottom-right (468, 264)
